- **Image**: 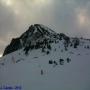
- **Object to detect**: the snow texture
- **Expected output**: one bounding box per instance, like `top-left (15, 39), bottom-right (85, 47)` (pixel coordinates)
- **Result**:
top-left (0, 24), bottom-right (90, 90)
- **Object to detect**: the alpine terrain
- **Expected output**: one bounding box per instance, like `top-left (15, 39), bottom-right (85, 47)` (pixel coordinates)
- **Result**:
top-left (0, 24), bottom-right (90, 90)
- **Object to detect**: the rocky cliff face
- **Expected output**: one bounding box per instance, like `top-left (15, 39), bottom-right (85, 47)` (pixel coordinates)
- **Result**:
top-left (3, 24), bottom-right (89, 56)
top-left (3, 38), bottom-right (22, 56)
top-left (3, 24), bottom-right (57, 56)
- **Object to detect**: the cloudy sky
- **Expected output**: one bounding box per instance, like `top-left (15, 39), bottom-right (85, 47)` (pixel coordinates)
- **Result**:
top-left (0, 0), bottom-right (90, 56)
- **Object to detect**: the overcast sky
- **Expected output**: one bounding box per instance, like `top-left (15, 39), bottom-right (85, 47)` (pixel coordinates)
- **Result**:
top-left (0, 0), bottom-right (90, 55)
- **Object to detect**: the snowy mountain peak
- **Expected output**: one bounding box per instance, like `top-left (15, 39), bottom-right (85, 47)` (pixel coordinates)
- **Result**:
top-left (3, 24), bottom-right (90, 57)
top-left (1, 24), bottom-right (90, 90)
top-left (21, 24), bottom-right (57, 38)
top-left (3, 24), bottom-right (57, 56)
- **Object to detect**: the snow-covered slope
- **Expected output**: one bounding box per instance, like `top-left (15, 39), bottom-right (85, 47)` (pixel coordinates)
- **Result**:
top-left (0, 24), bottom-right (90, 90)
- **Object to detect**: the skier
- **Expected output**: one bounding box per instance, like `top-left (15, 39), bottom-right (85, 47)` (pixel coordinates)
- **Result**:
top-left (12, 56), bottom-right (16, 64)
top-left (41, 69), bottom-right (44, 75)
top-left (67, 58), bottom-right (71, 63)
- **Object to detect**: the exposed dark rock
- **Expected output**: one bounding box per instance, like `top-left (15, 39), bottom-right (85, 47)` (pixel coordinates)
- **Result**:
top-left (66, 58), bottom-right (71, 63)
top-left (3, 24), bottom-right (57, 56)
top-left (3, 24), bottom-right (87, 56)
top-left (59, 59), bottom-right (64, 65)
top-left (49, 60), bottom-right (53, 64)
top-left (73, 38), bottom-right (80, 48)
top-left (3, 38), bottom-right (22, 56)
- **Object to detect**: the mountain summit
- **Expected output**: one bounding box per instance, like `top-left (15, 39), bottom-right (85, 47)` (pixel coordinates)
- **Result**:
top-left (3, 24), bottom-right (65, 56)
top-left (3, 24), bottom-right (58, 56)
top-left (3, 24), bottom-right (81, 56)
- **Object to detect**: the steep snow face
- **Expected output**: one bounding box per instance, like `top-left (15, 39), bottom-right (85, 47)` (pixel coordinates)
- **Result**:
top-left (0, 38), bottom-right (90, 90)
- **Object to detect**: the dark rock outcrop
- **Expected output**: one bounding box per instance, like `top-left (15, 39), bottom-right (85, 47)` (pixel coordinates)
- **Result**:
top-left (3, 38), bottom-right (22, 56)
top-left (3, 24), bottom-right (57, 56)
top-left (3, 24), bottom-right (82, 56)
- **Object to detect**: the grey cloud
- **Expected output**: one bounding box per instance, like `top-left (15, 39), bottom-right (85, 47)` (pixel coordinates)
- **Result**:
top-left (50, 0), bottom-right (90, 37)
top-left (75, 0), bottom-right (90, 6)
top-left (1, 0), bottom-right (90, 54)
top-left (0, 3), bottom-right (25, 53)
